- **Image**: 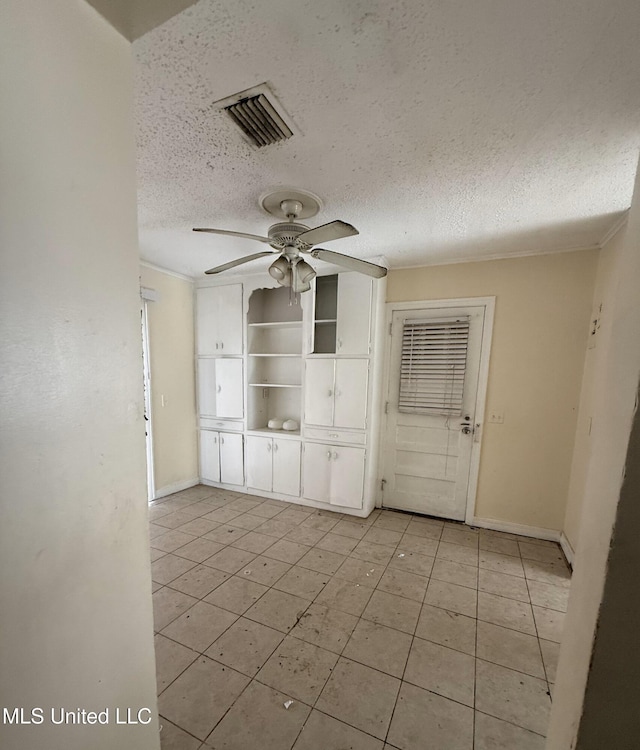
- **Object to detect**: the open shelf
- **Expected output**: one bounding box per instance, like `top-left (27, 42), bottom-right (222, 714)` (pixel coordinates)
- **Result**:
top-left (248, 320), bottom-right (303, 329)
top-left (247, 427), bottom-right (301, 438)
top-left (249, 383), bottom-right (302, 389)
top-left (248, 353), bottom-right (301, 358)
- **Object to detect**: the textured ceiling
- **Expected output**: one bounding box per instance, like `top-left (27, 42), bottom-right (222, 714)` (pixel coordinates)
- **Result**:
top-left (134, 0), bottom-right (640, 278)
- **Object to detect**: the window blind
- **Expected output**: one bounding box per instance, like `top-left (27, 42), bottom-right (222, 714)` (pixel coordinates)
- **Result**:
top-left (398, 317), bottom-right (470, 415)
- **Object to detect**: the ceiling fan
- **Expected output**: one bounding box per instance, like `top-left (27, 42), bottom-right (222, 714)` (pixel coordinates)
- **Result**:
top-left (193, 189), bottom-right (387, 293)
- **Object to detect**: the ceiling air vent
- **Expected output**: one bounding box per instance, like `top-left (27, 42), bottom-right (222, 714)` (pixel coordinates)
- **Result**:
top-left (215, 83), bottom-right (295, 148)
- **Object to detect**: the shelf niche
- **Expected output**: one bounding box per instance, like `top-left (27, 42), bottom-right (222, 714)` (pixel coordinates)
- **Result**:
top-left (313, 274), bottom-right (338, 353)
top-left (247, 286), bottom-right (302, 432)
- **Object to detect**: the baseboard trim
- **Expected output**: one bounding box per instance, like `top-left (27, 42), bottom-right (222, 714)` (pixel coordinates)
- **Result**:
top-left (471, 516), bottom-right (561, 543)
top-left (154, 477), bottom-right (200, 500)
top-left (559, 532), bottom-right (575, 568)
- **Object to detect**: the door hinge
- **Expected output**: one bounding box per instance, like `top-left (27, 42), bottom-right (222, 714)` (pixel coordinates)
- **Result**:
top-left (384, 401), bottom-right (389, 414)
top-left (380, 478), bottom-right (387, 492)
top-left (389, 322), bottom-right (392, 335)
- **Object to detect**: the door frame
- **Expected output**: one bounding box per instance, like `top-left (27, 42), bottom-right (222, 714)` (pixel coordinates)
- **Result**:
top-left (141, 296), bottom-right (155, 504)
top-left (377, 296), bottom-right (495, 524)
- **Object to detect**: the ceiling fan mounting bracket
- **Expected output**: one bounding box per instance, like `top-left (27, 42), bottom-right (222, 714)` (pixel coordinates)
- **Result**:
top-left (260, 188), bottom-right (322, 220)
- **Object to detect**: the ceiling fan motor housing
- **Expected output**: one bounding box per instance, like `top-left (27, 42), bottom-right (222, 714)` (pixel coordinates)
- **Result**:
top-left (267, 222), bottom-right (311, 250)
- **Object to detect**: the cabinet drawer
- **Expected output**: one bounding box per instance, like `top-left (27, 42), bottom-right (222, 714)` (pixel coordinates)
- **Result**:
top-left (200, 417), bottom-right (243, 432)
top-left (304, 427), bottom-right (366, 445)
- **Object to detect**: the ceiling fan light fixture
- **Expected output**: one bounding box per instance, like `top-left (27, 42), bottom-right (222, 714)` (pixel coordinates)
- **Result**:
top-left (295, 259), bottom-right (316, 284)
top-left (268, 256), bottom-right (290, 281)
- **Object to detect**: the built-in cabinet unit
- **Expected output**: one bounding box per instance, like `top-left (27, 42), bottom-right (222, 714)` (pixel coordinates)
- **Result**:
top-left (196, 284), bottom-right (243, 355)
top-left (197, 284), bottom-right (245, 489)
top-left (196, 269), bottom-right (385, 517)
top-left (246, 435), bottom-right (301, 496)
top-left (304, 359), bottom-right (369, 429)
top-left (200, 430), bottom-right (244, 486)
top-left (302, 442), bottom-right (366, 509)
top-left (247, 286), bottom-right (303, 434)
top-left (197, 358), bottom-right (243, 419)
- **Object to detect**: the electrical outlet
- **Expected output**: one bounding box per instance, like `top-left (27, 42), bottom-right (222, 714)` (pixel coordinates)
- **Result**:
top-left (488, 411), bottom-right (504, 424)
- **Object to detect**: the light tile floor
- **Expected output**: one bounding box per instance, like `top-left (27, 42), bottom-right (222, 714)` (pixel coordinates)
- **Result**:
top-left (149, 485), bottom-right (571, 750)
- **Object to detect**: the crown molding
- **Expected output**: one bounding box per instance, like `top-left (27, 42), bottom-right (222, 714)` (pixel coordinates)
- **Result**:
top-left (140, 260), bottom-right (195, 283)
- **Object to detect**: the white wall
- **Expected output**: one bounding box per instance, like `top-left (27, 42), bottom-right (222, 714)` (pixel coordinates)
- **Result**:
top-left (140, 265), bottom-right (198, 496)
top-left (0, 2), bottom-right (159, 748)
top-left (562, 227), bottom-right (626, 552)
top-left (546, 160), bottom-right (640, 748)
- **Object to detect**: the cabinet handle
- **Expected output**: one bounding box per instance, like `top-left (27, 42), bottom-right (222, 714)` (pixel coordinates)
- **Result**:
top-left (335, 390), bottom-right (341, 397)
top-left (337, 338), bottom-right (342, 350)
top-left (217, 385), bottom-right (222, 393)
top-left (333, 451), bottom-right (339, 460)
top-left (273, 443), bottom-right (278, 452)
top-left (267, 443), bottom-right (272, 452)
top-left (220, 341), bottom-right (224, 350)
top-left (327, 389), bottom-right (333, 397)
top-left (220, 436), bottom-right (225, 445)
top-left (326, 451), bottom-right (332, 460)
top-left (329, 433), bottom-right (339, 438)
top-left (213, 436), bottom-right (217, 444)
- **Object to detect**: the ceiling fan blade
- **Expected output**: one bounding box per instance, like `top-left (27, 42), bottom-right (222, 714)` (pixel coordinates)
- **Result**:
top-left (193, 228), bottom-right (272, 244)
top-left (310, 249), bottom-right (387, 278)
top-left (204, 251), bottom-right (278, 275)
top-left (297, 220), bottom-right (358, 246)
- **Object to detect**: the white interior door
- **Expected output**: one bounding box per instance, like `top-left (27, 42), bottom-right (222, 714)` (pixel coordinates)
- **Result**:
top-left (334, 359), bottom-right (369, 429)
top-left (246, 436), bottom-right (272, 491)
top-left (381, 305), bottom-right (487, 521)
top-left (273, 439), bottom-right (301, 496)
top-left (304, 359), bottom-right (335, 426)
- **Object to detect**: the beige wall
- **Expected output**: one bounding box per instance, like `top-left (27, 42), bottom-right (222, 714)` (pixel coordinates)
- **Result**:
top-left (562, 228), bottom-right (625, 551)
top-left (140, 265), bottom-right (198, 496)
top-left (546, 162), bottom-right (640, 749)
top-left (0, 1), bottom-right (158, 748)
top-left (387, 250), bottom-right (598, 532)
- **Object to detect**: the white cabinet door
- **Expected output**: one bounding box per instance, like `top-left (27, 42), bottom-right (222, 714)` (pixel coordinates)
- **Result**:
top-left (336, 274), bottom-right (372, 355)
top-left (302, 441), bottom-right (331, 503)
top-left (215, 358), bottom-right (244, 418)
top-left (334, 359), bottom-right (369, 429)
top-left (197, 359), bottom-right (218, 417)
top-left (200, 430), bottom-right (220, 482)
top-left (196, 288), bottom-right (219, 356)
top-left (246, 436), bottom-right (272, 492)
top-left (304, 359), bottom-right (335, 426)
top-left (219, 432), bottom-right (244, 485)
top-left (196, 285), bottom-right (243, 355)
top-left (273, 439), bottom-right (301, 497)
top-left (216, 284), bottom-right (243, 355)
top-left (329, 445), bottom-right (365, 509)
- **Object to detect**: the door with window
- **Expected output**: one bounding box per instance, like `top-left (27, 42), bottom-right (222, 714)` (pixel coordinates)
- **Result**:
top-left (381, 304), bottom-right (489, 521)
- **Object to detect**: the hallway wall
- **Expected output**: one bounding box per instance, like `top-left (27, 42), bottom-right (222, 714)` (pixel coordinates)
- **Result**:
top-left (0, 1), bottom-right (159, 748)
